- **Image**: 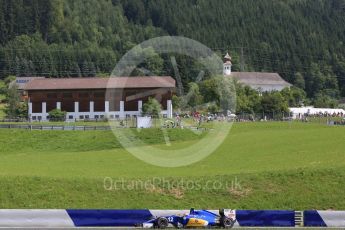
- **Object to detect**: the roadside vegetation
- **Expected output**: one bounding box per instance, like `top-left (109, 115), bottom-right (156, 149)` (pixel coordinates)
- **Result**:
top-left (0, 104), bottom-right (5, 119)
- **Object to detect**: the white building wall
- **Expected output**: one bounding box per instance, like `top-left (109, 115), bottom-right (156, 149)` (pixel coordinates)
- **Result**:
top-left (252, 84), bottom-right (289, 92)
top-left (41, 102), bottom-right (48, 121)
top-left (89, 101), bottom-right (94, 119)
top-left (28, 100), bottom-right (172, 122)
top-left (74, 102), bottom-right (79, 114)
top-left (138, 100), bottom-right (143, 114)
top-left (223, 63), bottom-right (232, 76)
top-left (167, 100), bottom-right (172, 118)
top-left (120, 101), bottom-right (125, 119)
top-left (28, 102), bottom-right (32, 115)
top-left (105, 101), bottom-right (109, 113)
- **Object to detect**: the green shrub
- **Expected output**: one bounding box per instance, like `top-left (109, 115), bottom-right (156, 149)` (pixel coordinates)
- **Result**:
top-left (48, 109), bottom-right (66, 121)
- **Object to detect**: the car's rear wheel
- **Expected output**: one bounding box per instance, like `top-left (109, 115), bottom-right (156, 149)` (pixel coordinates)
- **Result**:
top-left (156, 217), bottom-right (169, 229)
top-left (220, 216), bottom-right (235, 229)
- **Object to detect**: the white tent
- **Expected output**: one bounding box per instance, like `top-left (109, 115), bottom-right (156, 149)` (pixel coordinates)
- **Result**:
top-left (290, 107), bottom-right (345, 119)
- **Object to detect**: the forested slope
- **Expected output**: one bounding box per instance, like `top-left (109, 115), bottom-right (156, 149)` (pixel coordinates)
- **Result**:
top-left (0, 0), bottom-right (344, 98)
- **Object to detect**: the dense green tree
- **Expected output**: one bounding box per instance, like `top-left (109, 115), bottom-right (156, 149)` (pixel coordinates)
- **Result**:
top-left (172, 95), bottom-right (183, 110)
top-left (4, 84), bottom-right (27, 118)
top-left (293, 72), bottom-right (305, 90)
top-left (260, 91), bottom-right (289, 115)
top-left (313, 94), bottom-right (338, 108)
top-left (199, 78), bottom-right (219, 104)
top-left (281, 87), bottom-right (307, 107)
top-left (186, 82), bottom-right (203, 109)
top-left (235, 83), bottom-right (261, 114)
top-left (142, 97), bottom-right (162, 117)
top-left (0, 0), bottom-right (344, 101)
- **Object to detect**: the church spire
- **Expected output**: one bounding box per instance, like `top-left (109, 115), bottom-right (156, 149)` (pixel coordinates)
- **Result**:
top-left (224, 52), bottom-right (232, 63)
top-left (223, 52), bottom-right (232, 76)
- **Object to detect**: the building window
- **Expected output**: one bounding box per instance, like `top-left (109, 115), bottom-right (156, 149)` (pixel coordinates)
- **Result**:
top-left (95, 115), bottom-right (99, 119)
top-left (32, 116), bottom-right (37, 120)
top-left (68, 115), bottom-right (73, 119)
top-left (115, 115), bottom-right (119, 119)
top-left (110, 115), bottom-right (114, 119)
top-left (85, 115), bottom-right (89, 119)
top-left (79, 115), bottom-right (84, 120)
top-left (100, 115), bottom-right (104, 119)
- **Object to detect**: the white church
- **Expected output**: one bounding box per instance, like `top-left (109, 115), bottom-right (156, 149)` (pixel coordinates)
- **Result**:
top-left (223, 53), bottom-right (291, 92)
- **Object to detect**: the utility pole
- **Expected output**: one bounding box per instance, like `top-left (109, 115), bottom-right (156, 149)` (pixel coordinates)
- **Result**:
top-left (240, 47), bottom-right (245, 72)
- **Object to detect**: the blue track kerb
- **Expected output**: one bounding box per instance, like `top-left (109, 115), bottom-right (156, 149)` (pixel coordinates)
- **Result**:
top-left (66, 209), bottom-right (153, 227)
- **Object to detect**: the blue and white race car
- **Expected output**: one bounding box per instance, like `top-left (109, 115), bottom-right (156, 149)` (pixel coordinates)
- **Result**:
top-left (140, 208), bottom-right (236, 228)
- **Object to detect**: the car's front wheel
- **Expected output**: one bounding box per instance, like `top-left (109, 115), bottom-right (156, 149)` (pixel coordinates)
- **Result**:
top-left (156, 217), bottom-right (169, 229)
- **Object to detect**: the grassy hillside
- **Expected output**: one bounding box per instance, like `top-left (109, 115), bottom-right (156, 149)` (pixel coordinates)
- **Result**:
top-left (0, 122), bottom-right (345, 209)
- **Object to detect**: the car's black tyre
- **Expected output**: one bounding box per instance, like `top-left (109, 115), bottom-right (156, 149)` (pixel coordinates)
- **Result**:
top-left (220, 216), bottom-right (235, 229)
top-left (156, 217), bottom-right (169, 229)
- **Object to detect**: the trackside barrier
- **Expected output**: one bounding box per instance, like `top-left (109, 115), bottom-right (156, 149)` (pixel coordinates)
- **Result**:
top-left (3, 209), bottom-right (345, 227)
top-left (66, 209), bottom-right (153, 227)
top-left (235, 210), bottom-right (295, 227)
top-left (0, 210), bottom-right (74, 227)
top-left (304, 210), bottom-right (345, 227)
top-left (0, 209), bottom-right (298, 227)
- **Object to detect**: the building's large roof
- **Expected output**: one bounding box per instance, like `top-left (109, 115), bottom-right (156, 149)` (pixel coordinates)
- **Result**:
top-left (11, 77), bottom-right (45, 89)
top-left (229, 72), bottom-right (291, 87)
top-left (24, 76), bottom-right (176, 90)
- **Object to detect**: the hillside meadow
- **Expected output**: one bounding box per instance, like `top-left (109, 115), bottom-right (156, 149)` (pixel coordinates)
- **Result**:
top-left (0, 122), bottom-right (345, 209)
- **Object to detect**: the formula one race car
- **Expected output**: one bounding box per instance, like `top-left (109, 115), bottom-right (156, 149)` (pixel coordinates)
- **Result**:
top-left (140, 208), bottom-right (236, 229)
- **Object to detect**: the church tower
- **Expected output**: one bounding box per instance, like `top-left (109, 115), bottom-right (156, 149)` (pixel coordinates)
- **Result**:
top-left (223, 52), bottom-right (232, 76)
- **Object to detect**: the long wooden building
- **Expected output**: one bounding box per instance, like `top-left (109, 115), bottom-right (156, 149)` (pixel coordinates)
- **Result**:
top-left (24, 76), bottom-right (175, 121)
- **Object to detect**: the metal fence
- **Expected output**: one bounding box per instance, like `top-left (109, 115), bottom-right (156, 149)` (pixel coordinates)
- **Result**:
top-left (0, 124), bottom-right (113, 131)
top-left (235, 112), bottom-right (293, 122)
top-left (1, 113), bottom-right (343, 131)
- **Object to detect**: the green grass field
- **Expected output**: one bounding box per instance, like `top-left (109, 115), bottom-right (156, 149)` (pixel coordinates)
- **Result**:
top-left (0, 122), bottom-right (345, 209)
